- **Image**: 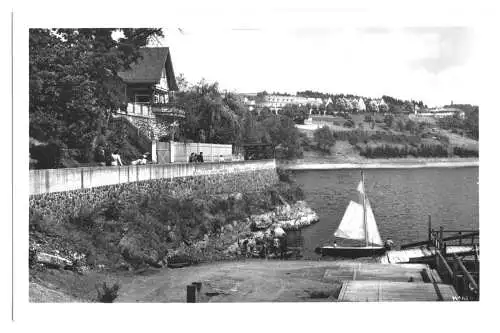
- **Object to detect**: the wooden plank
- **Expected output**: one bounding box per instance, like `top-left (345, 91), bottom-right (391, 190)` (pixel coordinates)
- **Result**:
top-left (338, 281), bottom-right (458, 302)
top-left (379, 246), bottom-right (475, 264)
top-left (323, 263), bottom-right (427, 283)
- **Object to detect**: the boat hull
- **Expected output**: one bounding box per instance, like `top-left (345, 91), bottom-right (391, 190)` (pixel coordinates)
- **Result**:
top-left (315, 246), bottom-right (386, 258)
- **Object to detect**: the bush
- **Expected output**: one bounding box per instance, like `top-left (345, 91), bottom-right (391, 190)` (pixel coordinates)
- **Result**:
top-left (69, 205), bottom-right (99, 231)
top-left (313, 126), bottom-right (335, 153)
top-left (96, 281), bottom-right (120, 303)
top-left (277, 168), bottom-right (293, 183)
top-left (453, 146), bottom-right (478, 157)
top-left (384, 115), bottom-right (394, 127)
top-left (348, 136), bottom-right (358, 146)
top-left (343, 120), bottom-right (355, 128)
top-left (29, 141), bottom-right (64, 169)
top-left (29, 208), bottom-right (44, 232)
top-left (360, 143), bottom-right (449, 158)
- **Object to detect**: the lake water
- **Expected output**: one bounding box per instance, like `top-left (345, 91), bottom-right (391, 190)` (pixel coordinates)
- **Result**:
top-left (292, 167), bottom-right (479, 258)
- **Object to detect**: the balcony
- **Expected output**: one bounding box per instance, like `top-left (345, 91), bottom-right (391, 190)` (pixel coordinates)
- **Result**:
top-left (151, 104), bottom-right (186, 118)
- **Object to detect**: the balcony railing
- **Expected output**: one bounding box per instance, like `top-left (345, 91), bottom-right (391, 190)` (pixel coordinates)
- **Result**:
top-left (117, 102), bottom-right (185, 119)
top-left (151, 104), bottom-right (186, 118)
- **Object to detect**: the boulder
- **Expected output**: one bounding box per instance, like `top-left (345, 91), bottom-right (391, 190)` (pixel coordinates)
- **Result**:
top-left (230, 192), bottom-right (243, 201)
top-left (36, 252), bottom-right (73, 269)
top-left (119, 235), bottom-right (161, 268)
top-left (251, 212), bottom-right (275, 229)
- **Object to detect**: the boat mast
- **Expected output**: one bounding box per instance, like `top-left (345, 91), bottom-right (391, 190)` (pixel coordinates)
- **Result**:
top-left (362, 170), bottom-right (368, 247)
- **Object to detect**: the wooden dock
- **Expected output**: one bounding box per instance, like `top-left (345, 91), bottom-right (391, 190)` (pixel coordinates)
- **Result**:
top-left (338, 280), bottom-right (458, 301)
top-left (379, 245), bottom-right (475, 264)
top-left (322, 262), bottom-right (431, 283)
top-left (331, 222), bottom-right (478, 302)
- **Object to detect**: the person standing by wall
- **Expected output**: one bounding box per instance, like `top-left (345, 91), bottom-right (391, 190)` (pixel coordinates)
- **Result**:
top-left (111, 149), bottom-right (123, 166)
top-left (189, 153), bottom-right (196, 163)
top-left (197, 152), bottom-right (204, 163)
top-left (95, 146), bottom-right (106, 167)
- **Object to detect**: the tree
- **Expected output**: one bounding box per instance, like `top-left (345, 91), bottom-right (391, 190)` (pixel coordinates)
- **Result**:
top-left (30, 28), bottom-right (163, 163)
top-left (313, 126), bottom-right (335, 153)
top-left (281, 104), bottom-right (309, 124)
top-left (175, 80), bottom-right (241, 144)
top-left (384, 114), bottom-right (394, 127)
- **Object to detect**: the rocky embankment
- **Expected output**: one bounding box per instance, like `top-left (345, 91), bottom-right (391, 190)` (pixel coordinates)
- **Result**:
top-left (195, 200), bottom-right (319, 258)
top-left (29, 196), bottom-right (319, 273)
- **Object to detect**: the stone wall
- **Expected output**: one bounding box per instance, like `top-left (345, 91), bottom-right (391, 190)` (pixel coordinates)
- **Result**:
top-left (30, 160), bottom-right (276, 195)
top-left (30, 166), bottom-right (279, 224)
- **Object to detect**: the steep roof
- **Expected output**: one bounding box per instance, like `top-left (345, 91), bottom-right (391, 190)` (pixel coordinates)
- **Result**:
top-left (118, 47), bottom-right (179, 91)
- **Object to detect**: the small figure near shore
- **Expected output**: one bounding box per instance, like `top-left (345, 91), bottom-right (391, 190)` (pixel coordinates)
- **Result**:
top-left (111, 150), bottom-right (123, 166)
top-left (384, 239), bottom-right (394, 250)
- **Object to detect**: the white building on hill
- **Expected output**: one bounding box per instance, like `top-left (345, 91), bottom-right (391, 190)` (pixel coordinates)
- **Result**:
top-left (415, 107), bottom-right (465, 119)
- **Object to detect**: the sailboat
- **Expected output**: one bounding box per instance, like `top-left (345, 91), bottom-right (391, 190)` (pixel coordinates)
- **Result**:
top-left (315, 170), bottom-right (387, 258)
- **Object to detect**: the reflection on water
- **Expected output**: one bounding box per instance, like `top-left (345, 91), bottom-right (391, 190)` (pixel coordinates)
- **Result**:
top-left (293, 167), bottom-right (479, 258)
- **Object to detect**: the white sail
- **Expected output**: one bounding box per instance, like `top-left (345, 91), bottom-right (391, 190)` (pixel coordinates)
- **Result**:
top-left (334, 201), bottom-right (366, 241)
top-left (365, 199), bottom-right (383, 246)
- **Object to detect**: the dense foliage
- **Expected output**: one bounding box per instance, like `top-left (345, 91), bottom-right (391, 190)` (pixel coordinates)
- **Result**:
top-left (30, 28), bottom-right (163, 164)
top-left (29, 177), bottom-right (303, 269)
top-left (359, 144), bottom-right (450, 158)
top-left (174, 80), bottom-right (304, 160)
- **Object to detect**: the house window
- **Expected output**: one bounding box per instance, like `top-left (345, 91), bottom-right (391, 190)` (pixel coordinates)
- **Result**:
top-left (135, 95), bottom-right (151, 103)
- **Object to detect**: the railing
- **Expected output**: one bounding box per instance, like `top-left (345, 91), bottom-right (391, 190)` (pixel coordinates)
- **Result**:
top-left (400, 215), bottom-right (479, 300)
top-left (451, 253), bottom-right (479, 300)
top-left (401, 216), bottom-right (479, 250)
top-left (435, 250), bottom-right (479, 300)
top-left (151, 104), bottom-right (186, 118)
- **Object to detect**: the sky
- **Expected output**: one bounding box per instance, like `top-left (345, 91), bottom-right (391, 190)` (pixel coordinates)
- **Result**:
top-left (159, 25), bottom-right (478, 107)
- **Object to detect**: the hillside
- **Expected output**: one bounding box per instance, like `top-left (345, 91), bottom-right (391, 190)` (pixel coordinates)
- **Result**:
top-left (297, 113), bottom-right (478, 163)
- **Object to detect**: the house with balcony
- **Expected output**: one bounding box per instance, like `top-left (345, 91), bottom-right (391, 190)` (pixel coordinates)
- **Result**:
top-left (116, 47), bottom-right (185, 140)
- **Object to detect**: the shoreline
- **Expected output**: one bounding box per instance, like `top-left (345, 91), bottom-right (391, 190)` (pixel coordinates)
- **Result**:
top-left (280, 158), bottom-right (479, 170)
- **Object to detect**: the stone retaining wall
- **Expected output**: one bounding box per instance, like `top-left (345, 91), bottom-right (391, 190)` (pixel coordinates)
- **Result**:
top-left (30, 160), bottom-right (276, 195)
top-left (30, 162), bottom-right (279, 224)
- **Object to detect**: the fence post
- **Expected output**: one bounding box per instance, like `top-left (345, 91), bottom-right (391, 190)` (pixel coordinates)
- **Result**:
top-left (151, 140), bottom-right (157, 163)
top-left (439, 226), bottom-right (444, 251)
top-left (186, 285), bottom-right (196, 303)
top-left (455, 275), bottom-right (465, 296)
top-left (428, 215), bottom-right (432, 246)
top-left (169, 141), bottom-right (175, 163)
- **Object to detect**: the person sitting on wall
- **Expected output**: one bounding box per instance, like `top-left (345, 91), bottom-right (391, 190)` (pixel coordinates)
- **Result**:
top-left (131, 153), bottom-right (148, 166)
top-left (111, 150), bottom-right (123, 166)
top-left (197, 152), bottom-right (204, 163)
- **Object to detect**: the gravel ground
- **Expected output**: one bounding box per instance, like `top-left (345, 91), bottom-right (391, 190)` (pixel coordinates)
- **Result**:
top-left (115, 259), bottom-right (344, 303)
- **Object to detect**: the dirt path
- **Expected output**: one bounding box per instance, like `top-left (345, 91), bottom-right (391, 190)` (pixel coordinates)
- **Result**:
top-left (116, 260), bottom-right (344, 302)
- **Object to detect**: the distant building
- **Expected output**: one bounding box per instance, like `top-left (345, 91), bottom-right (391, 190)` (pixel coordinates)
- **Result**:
top-left (240, 93), bottom-right (324, 114)
top-left (414, 107), bottom-right (465, 119)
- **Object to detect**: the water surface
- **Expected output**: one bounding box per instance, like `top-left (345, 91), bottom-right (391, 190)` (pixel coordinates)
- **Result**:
top-left (292, 167), bottom-right (479, 258)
